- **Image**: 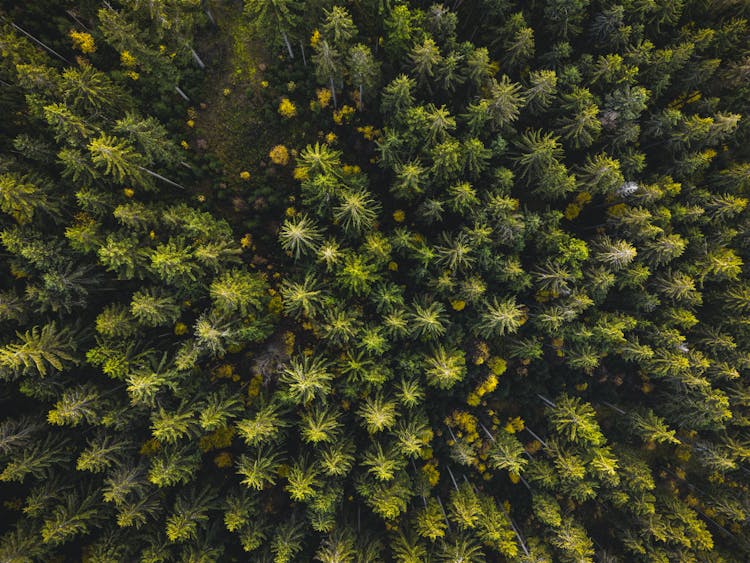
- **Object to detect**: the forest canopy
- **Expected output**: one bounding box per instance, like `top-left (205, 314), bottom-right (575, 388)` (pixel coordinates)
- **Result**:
top-left (1, 0), bottom-right (750, 561)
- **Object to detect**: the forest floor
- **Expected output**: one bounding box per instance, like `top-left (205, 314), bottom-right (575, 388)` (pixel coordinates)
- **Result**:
top-left (189, 0), bottom-right (300, 260)
top-left (194, 1), bottom-right (271, 194)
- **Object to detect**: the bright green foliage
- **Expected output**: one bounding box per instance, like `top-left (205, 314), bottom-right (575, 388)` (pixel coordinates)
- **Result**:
top-left (0, 323), bottom-right (77, 379)
top-left (130, 288), bottom-right (181, 327)
top-left (545, 394), bottom-right (605, 446)
top-left (237, 447), bottom-right (284, 490)
top-left (209, 269), bottom-right (267, 315)
top-left (237, 402), bottom-right (289, 446)
top-left (279, 355), bottom-right (333, 404)
top-left (416, 498), bottom-right (447, 540)
top-left (279, 214), bottom-right (323, 259)
top-left (358, 393), bottom-right (398, 433)
top-left (0, 173), bottom-right (54, 224)
top-left (423, 346), bottom-right (466, 389)
top-left (474, 296), bottom-right (525, 338)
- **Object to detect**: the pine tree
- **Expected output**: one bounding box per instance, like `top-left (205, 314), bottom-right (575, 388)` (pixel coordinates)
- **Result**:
top-left (279, 355), bottom-right (333, 405)
top-left (423, 346), bottom-right (466, 389)
top-left (279, 214), bottom-right (323, 259)
top-left (130, 288), bottom-right (181, 327)
top-left (0, 173), bottom-right (56, 224)
top-left (0, 323), bottom-right (77, 379)
top-left (312, 40), bottom-right (343, 108)
top-left (347, 44), bottom-right (379, 109)
top-left (244, 0), bottom-right (300, 58)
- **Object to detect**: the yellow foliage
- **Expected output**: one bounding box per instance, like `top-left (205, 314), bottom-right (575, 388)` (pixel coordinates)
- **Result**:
top-left (316, 88), bottom-right (332, 108)
top-left (120, 50), bottom-right (137, 67)
top-left (564, 203), bottom-right (581, 220)
top-left (293, 166), bottom-right (309, 181)
top-left (488, 357), bottom-right (507, 376)
top-left (240, 170), bottom-right (251, 180)
top-left (214, 364), bottom-right (235, 380)
top-left (123, 188), bottom-right (134, 198)
top-left (446, 410), bottom-right (480, 444)
top-left (534, 289), bottom-right (557, 303)
top-left (70, 30), bottom-right (96, 53)
top-left (675, 446), bottom-right (692, 462)
top-left (504, 417), bottom-right (525, 434)
top-left (422, 460), bottom-right (440, 487)
top-left (199, 426), bottom-right (236, 452)
top-left (310, 29), bottom-right (321, 48)
top-left (663, 180), bottom-right (681, 195)
top-left (472, 374), bottom-right (498, 401)
top-left (473, 341), bottom-right (490, 366)
top-left (269, 145), bottom-right (290, 165)
top-left (214, 452), bottom-right (233, 468)
top-left (139, 438), bottom-right (161, 456)
top-left (525, 440), bottom-right (542, 454)
top-left (268, 295), bottom-right (283, 316)
top-left (451, 300), bottom-right (466, 311)
top-left (278, 97), bottom-right (297, 118)
top-left (173, 322), bottom-right (188, 336)
top-left (248, 374), bottom-right (263, 398)
top-left (283, 331), bottom-right (296, 355)
top-left (357, 125), bottom-right (380, 140)
top-left (333, 105), bottom-right (355, 125)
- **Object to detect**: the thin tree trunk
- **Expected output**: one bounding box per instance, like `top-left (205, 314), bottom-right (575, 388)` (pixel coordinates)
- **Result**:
top-left (189, 47), bottom-right (206, 69)
top-left (329, 76), bottom-right (337, 108)
top-left (137, 165), bottom-right (186, 190)
top-left (525, 426), bottom-right (547, 447)
top-left (299, 40), bottom-right (306, 66)
top-left (66, 10), bottom-right (92, 32)
top-left (175, 85), bottom-right (190, 101)
top-left (204, 8), bottom-right (216, 26)
top-left (11, 23), bottom-right (72, 65)
top-left (282, 31), bottom-right (294, 59)
top-left (436, 495), bottom-right (451, 532)
top-left (359, 83), bottom-right (364, 111)
top-left (602, 401), bottom-right (626, 415)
